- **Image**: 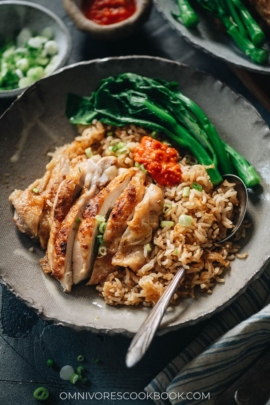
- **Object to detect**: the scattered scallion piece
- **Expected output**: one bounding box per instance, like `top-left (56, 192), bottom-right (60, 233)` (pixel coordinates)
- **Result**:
top-left (70, 372), bottom-right (79, 385)
top-left (76, 366), bottom-right (85, 376)
top-left (75, 217), bottom-right (81, 224)
top-left (98, 245), bottom-right (107, 257)
top-left (106, 131), bottom-right (113, 136)
top-left (179, 214), bottom-right (193, 227)
top-left (85, 147), bottom-right (93, 158)
top-left (33, 387), bottom-right (49, 401)
top-left (32, 188), bottom-right (39, 194)
top-left (46, 359), bottom-right (54, 367)
top-left (173, 249), bottom-right (179, 255)
top-left (151, 131), bottom-right (157, 138)
top-left (94, 358), bottom-right (100, 363)
top-left (191, 182), bottom-right (203, 192)
top-left (160, 221), bottom-right (175, 228)
top-left (82, 377), bottom-right (90, 386)
top-left (95, 215), bottom-right (105, 224)
top-left (96, 234), bottom-right (104, 245)
top-left (163, 202), bottom-right (172, 214)
top-left (140, 164), bottom-right (147, 174)
top-left (182, 186), bottom-right (190, 197)
top-left (98, 222), bottom-right (107, 234)
top-left (77, 354), bottom-right (85, 362)
top-left (135, 162), bottom-right (140, 168)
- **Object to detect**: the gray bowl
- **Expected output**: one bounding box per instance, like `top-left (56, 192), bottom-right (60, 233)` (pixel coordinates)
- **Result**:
top-left (0, 1), bottom-right (71, 98)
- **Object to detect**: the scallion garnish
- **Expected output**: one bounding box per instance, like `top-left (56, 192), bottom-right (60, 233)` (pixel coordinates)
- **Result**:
top-left (82, 377), bottom-right (90, 386)
top-left (94, 358), bottom-right (100, 363)
top-left (98, 222), bottom-right (107, 234)
top-left (85, 147), bottom-right (93, 158)
top-left (163, 202), bottom-right (172, 214)
top-left (179, 214), bottom-right (193, 227)
top-left (75, 217), bottom-right (81, 224)
top-left (140, 164), bottom-right (147, 174)
top-left (70, 372), bottom-right (79, 385)
top-left (106, 131), bottom-right (113, 137)
top-left (46, 359), bottom-right (54, 367)
top-left (77, 354), bottom-right (85, 362)
top-left (95, 215), bottom-right (105, 224)
top-left (98, 246), bottom-right (107, 257)
top-left (33, 387), bottom-right (49, 401)
top-left (182, 186), bottom-right (190, 197)
top-left (76, 366), bottom-right (85, 376)
top-left (160, 221), bottom-right (175, 228)
top-left (191, 182), bottom-right (203, 192)
top-left (151, 131), bottom-right (157, 138)
top-left (135, 162), bottom-right (140, 168)
top-left (32, 187), bottom-right (39, 194)
top-left (96, 234), bottom-right (104, 244)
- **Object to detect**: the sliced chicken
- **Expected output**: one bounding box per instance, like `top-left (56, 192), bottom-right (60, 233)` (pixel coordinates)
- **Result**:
top-left (112, 184), bottom-right (164, 271)
top-left (89, 170), bottom-right (146, 285)
top-left (9, 171), bottom-right (51, 238)
top-left (51, 157), bottom-right (117, 291)
top-left (73, 168), bottom-right (137, 285)
top-left (9, 122), bottom-right (105, 247)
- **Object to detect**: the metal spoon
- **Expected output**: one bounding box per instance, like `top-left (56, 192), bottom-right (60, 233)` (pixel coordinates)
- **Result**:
top-left (126, 174), bottom-right (248, 368)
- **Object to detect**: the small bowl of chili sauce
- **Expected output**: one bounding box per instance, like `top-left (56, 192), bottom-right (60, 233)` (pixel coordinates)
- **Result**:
top-left (63, 0), bottom-right (152, 40)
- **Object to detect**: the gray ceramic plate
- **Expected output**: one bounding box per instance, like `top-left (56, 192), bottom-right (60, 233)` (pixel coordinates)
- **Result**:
top-left (0, 56), bottom-right (270, 336)
top-left (155, 0), bottom-right (270, 73)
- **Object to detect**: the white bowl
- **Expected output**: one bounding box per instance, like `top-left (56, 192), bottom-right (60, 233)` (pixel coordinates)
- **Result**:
top-left (0, 1), bottom-right (71, 98)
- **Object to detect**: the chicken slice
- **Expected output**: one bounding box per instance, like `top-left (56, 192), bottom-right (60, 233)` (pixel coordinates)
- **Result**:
top-left (88, 170), bottom-right (146, 285)
top-left (112, 184), bottom-right (164, 271)
top-left (51, 157), bottom-right (117, 291)
top-left (73, 168), bottom-right (137, 285)
top-left (9, 171), bottom-right (51, 238)
top-left (9, 121), bottom-right (105, 247)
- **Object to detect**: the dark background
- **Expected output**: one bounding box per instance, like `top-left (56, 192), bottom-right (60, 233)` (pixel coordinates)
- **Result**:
top-left (0, 1), bottom-right (269, 404)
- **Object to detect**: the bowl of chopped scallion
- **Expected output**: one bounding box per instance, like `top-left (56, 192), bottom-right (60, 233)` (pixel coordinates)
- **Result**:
top-left (0, 1), bottom-right (71, 98)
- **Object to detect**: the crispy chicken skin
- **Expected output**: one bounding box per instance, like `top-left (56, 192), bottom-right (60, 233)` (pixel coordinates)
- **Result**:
top-left (73, 168), bottom-right (137, 285)
top-left (89, 170), bottom-right (146, 285)
top-left (9, 122), bottom-right (105, 247)
top-left (112, 184), bottom-right (164, 271)
top-left (51, 157), bottom-right (117, 291)
top-left (249, 0), bottom-right (270, 25)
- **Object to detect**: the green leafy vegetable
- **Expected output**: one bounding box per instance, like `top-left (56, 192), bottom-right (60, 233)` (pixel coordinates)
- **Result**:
top-left (66, 72), bottom-right (260, 187)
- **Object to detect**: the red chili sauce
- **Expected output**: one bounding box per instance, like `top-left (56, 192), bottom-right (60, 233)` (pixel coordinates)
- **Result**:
top-left (133, 136), bottom-right (182, 187)
top-left (81, 0), bottom-right (136, 26)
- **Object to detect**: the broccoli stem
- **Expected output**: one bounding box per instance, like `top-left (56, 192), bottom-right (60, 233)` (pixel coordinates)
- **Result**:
top-left (223, 141), bottom-right (261, 187)
top-left (175, 93), bottom-right (235, 175)
top-left (222, 15), bottom-right (268, 64)
top-left (176, 0), bottom-right (200, 27)
top-left (231, 0), bottom-right (266, 47)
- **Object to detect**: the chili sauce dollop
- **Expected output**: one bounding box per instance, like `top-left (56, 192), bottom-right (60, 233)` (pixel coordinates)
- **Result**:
top-left (81, 0), bottom-right (136, 26)
top-left (133, 136), bottom-right (182, 187)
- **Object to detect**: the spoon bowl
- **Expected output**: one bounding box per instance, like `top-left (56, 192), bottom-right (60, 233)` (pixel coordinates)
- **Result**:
top-left (126, 174), bottom-right (248, 368)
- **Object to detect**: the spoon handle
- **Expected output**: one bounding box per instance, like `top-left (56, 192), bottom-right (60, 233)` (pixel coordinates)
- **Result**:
top-left (126, 266), bottom-right (186, 368)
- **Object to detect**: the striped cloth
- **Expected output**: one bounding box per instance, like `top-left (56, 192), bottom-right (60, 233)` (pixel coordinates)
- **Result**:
top-left (145, 262), bottom-right (270, 405)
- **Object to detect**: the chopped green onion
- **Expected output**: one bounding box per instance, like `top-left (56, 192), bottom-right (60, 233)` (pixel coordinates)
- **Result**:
top-left (151, 131), bottom-right (157, 138)
top-left (77, 354), bottom-right (85, 362)
top-left (160, 221), bottom-right (175, 228)
top-left (98, 222), bottom-right (107, 234)
top-left (85, 147), bottom-right (93, 158)
top-left (98, 246), bottom-right (107, 257)
top-left (46, 359), bottom-right (54, 367)
top-left (179, 214), bottom-right (193, 227)
top-left (143, 243), bottom-right (152, 257)
top-left (78, 167), bottom-right (82, 173)
top-left (95, 215), bottom-right (105, 224)
top-left (173, 249), bottom-right (179, 255)
top-left (75, 217), bottom-right (81, 224)
top-left (96, 234), bottom-right (104, 244)
top-left (162, 140), bottom-right (172, 146)
top-left (135, 162), bottom-right (140, 168)
top-left (32, 188), bottom-right (39, 194)
top-left (182, 186), bottom-right (190, 197)
top-left (70, 372), bottom-right (79, 384)
top-left (140, 164), bottom-right (147, 174)
top-left (191, 182), bottom-right (203, 192)
top-left (76, 366), bottom-right (85, 376)
top-left (163, 202), bottom-right (172, 214)
top-left (106, 131), bottom-right (113, 137)
top-left (94, 358), bottom-right (100, 363)
top-left (33, 387), bottom-right (49, 401)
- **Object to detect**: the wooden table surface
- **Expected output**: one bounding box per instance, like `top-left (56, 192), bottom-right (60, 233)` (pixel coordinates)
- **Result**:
top-left (1, 1), bottom-right (270, 404)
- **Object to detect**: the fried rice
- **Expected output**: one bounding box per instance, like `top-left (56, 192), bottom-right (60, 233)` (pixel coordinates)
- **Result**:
top-left (77, 121), bottom-right (248, 306)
